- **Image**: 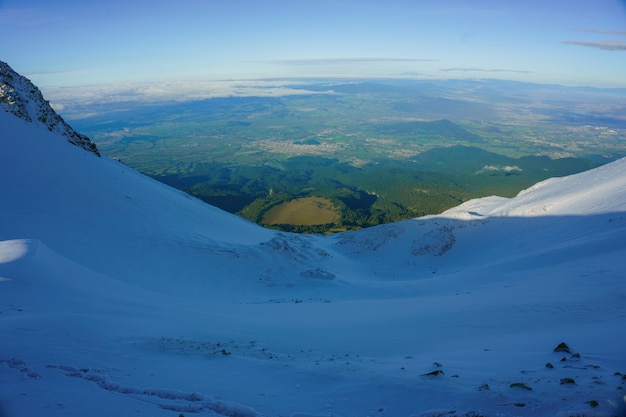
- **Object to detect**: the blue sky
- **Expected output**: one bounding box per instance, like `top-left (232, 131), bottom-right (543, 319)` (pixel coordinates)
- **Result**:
top-left (2, 0), bottom-right (626, 88)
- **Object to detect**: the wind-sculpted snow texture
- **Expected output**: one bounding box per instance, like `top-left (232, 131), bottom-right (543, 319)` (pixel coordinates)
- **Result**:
top-left (1, 66), bottom-right (626, 416)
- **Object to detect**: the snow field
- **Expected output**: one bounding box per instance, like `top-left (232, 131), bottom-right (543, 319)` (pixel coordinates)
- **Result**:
top-left (1, 105), bottom-right (626, 416)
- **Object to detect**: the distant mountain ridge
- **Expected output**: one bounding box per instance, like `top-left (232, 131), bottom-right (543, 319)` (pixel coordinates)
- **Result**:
top-left (0, 60), bottom-right (99, 156)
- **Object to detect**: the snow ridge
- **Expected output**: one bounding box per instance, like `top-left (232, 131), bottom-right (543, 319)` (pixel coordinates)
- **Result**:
top-left (0, 60), bottom-right (99, 156)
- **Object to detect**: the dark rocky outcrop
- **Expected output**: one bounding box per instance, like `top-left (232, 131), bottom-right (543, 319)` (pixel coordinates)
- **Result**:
top-left (0, 60), bottom-right (100, 156)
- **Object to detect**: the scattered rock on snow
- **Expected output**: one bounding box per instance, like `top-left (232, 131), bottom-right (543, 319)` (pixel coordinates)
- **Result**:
top-left (585, 400), bottom-right (599, 408)
top-left (553, 342), bottom-right (572, 353)
top-left (509, 382), bottom-right (532, 391)
top-left (299, 267), bottom-right (336, 280)
top-left (422, 370), bottom-right (445, 377)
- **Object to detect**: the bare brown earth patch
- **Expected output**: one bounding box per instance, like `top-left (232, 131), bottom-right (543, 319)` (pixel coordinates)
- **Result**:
top-left (262, 197), bottom-right (339, 226)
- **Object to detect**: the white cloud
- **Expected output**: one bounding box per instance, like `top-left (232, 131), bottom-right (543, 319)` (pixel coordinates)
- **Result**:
top-left (49, 102), bottom-right (65, 112)
top-left (41, 79), bottom-right (329, 110)
top-left (264, 57), bottom-right (438, 66)
top-left (440, 67), bottom-right (533, 74)
top-left (562, 40), bottom-right (626, 51)
top-left (573, 28), bottom-right (626, 37)
top-left (476, 165), bottom-right (523, 174)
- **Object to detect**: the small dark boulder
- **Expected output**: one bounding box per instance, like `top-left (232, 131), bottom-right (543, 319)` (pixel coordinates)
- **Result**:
top-left (553, 342), bottom-right (572, 353)
top-left (510, 382), bottom-right (532, 391)
top-left (422, 370), bottom-right (444, 377)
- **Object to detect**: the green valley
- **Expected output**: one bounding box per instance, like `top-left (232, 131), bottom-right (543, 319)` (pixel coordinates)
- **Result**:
top-left (66, 78), bottom-right (626, 233)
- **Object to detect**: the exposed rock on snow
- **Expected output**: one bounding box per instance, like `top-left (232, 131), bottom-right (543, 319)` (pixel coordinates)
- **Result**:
top-left (299, 267), bottom-right (336, 280)
top-left (553, 342), bottom-right (572, 353)
top-left (0, 61), bottom-right (99, 156)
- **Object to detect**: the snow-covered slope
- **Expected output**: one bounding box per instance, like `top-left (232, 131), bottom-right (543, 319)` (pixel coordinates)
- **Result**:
top-left (1, 66), bottom-right (625, 417)
top-left (444, 159), bottom-right (626, 217)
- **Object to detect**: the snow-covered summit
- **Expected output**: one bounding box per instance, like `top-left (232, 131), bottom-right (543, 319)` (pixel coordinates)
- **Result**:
top-left (442, 156), bottom-right (626, 219)
top-left (0, 60), bottom-right (99, 156)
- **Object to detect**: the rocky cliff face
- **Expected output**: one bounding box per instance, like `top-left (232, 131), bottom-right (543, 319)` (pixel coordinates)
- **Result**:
top-left (0, 60), bottom-right (100, 156)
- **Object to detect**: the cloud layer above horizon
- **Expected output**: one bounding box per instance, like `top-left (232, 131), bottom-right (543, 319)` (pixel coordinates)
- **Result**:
top-left (1, 0), bottom-right (625, 88)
